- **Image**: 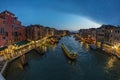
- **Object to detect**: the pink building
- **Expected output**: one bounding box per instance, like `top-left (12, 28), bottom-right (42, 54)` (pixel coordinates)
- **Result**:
top-left (0, 10), bottom-right (26, 47)
top-left (0, 18), bottom-right (7, 47)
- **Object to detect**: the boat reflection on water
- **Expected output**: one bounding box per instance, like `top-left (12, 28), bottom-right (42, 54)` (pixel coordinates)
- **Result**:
top-left (67, 59), bottom-right (77, 65)
top-left (5, 36), bottom-right (120, 80)
top-left (85, 43), bottom-right (90, 51)
top-left (52, 44), bottom-right (57, 51)
top-left (80, 42), bottom-right (83, 48)
top-left (43, 46), bottom-right (47, 52)
top-left (36, 45), bottom-right (48, 55)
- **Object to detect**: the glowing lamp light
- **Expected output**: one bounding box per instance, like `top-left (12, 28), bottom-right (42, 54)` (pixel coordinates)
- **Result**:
top-left (114, 46), bottom-right (118, 49)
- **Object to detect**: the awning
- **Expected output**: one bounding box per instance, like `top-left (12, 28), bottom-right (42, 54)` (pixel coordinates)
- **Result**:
top-left (0, 46), bottom-right (8, 51)
top-left (15, 40), bottom-right (30, 46)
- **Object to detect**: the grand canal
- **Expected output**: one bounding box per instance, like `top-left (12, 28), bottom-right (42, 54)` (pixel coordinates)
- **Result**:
top-left (6, 36), bottom-right (120, 80)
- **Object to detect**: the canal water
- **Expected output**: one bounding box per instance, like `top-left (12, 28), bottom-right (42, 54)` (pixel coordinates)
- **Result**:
top-left (6, 36), bottom-right (120, 80)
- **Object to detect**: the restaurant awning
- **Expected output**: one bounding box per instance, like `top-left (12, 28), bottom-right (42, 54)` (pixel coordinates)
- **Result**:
top-left (15, 40), bottom-right (30, 46)
top-left (0, 46), bottom-right (8, 51)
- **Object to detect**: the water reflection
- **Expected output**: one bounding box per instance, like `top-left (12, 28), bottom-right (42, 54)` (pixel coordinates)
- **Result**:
top-left (38, 45), bottom-right (47, 54)
top-left (80, 42), bottom-right (83, 48)
top-left (85, 43), bottom-right (90, 51)
top-left (105, 56), bottom-right (116, 69)
top-left (67, 60), bottom-right (77, 65)
top-left (52, 44), bottom-right (57, 51)
top-left (104, 56), bottom-right (120, 80)
top-left (15, 62), bottom-right (23, 70)
top-left (6, 36), bottom-right (120, 80)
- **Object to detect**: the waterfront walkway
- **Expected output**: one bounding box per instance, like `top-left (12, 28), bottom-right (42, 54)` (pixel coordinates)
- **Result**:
top-left (5, 36), bottom-right (120, 80)
top-left (75, 35), bottom-right (120, 59)
top-left (0, 37), bottom-right (48, 80)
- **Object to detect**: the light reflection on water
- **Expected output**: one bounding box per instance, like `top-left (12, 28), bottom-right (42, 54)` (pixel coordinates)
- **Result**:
top-left (104, 56), bottom-right (120, 80)
top-left (105, 57), bottom-right (116, 69)
top-left (6, 36), bottom-right (120, 80)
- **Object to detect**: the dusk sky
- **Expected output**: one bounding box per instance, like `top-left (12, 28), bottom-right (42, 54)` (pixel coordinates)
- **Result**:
top-left (0, 0), bottom-right (120, 30)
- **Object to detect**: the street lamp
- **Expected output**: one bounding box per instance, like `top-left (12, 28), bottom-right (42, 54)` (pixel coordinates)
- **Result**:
top-left (112, 45), bottom-right (118, 55)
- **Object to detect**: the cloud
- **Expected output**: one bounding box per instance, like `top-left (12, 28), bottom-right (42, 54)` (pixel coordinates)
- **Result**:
top-left (0, 0), bottom-right (119, 30)
top-left (59, 14), bottom-right (101, 30)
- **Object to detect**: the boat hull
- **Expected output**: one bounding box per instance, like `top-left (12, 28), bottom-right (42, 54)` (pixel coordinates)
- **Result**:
top-left (89, 44), bottom-right (97, 50)
top-left (61, 44), bottom-right (78, 60)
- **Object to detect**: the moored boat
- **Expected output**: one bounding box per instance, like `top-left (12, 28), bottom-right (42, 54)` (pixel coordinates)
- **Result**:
top-left (61, 43), bottom-right (78, 60)
top-left (89, 44), bottom-right (97, 50)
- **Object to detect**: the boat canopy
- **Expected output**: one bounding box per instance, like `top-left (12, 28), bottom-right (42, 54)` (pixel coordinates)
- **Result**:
top-left (0, 46), bottom-right (8, 51)
top-left (14, 40), bottom-right (30, 46)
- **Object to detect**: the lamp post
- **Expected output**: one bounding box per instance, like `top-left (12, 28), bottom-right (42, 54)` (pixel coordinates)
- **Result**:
top-left (111, 42), bottom-right (114, 54)
top-left (112, 45), bottom-right (117, 55)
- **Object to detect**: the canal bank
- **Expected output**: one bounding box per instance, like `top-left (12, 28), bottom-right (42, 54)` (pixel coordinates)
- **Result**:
top-left (0, 36), bottom-right (52, 78)
top-left (1, 49), bottom-right (34, 78)
top-left (1, 44), bottom-right (48, 79)
top-left (74, 35), bottom-right (120, 59)
top-left (5, 36), bottom-right (120, 80)
top-left (5, 50), bottom-right (45, 80)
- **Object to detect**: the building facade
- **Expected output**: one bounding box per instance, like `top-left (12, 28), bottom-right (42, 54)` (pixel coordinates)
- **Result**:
top-left (79, 25), bottom-right (120, 55)
top-left (96, 25), bottom-right (119, 47)
top-left (26, 25), bottom-right (57, 41)
top-left (78, 25), bottom-right (120, 48)
top-left (0, 10), bottom-right (26, 47)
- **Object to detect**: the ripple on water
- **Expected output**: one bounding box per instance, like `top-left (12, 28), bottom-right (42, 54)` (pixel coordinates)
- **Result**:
top-left (6, 36), bottom-right (120, 80)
